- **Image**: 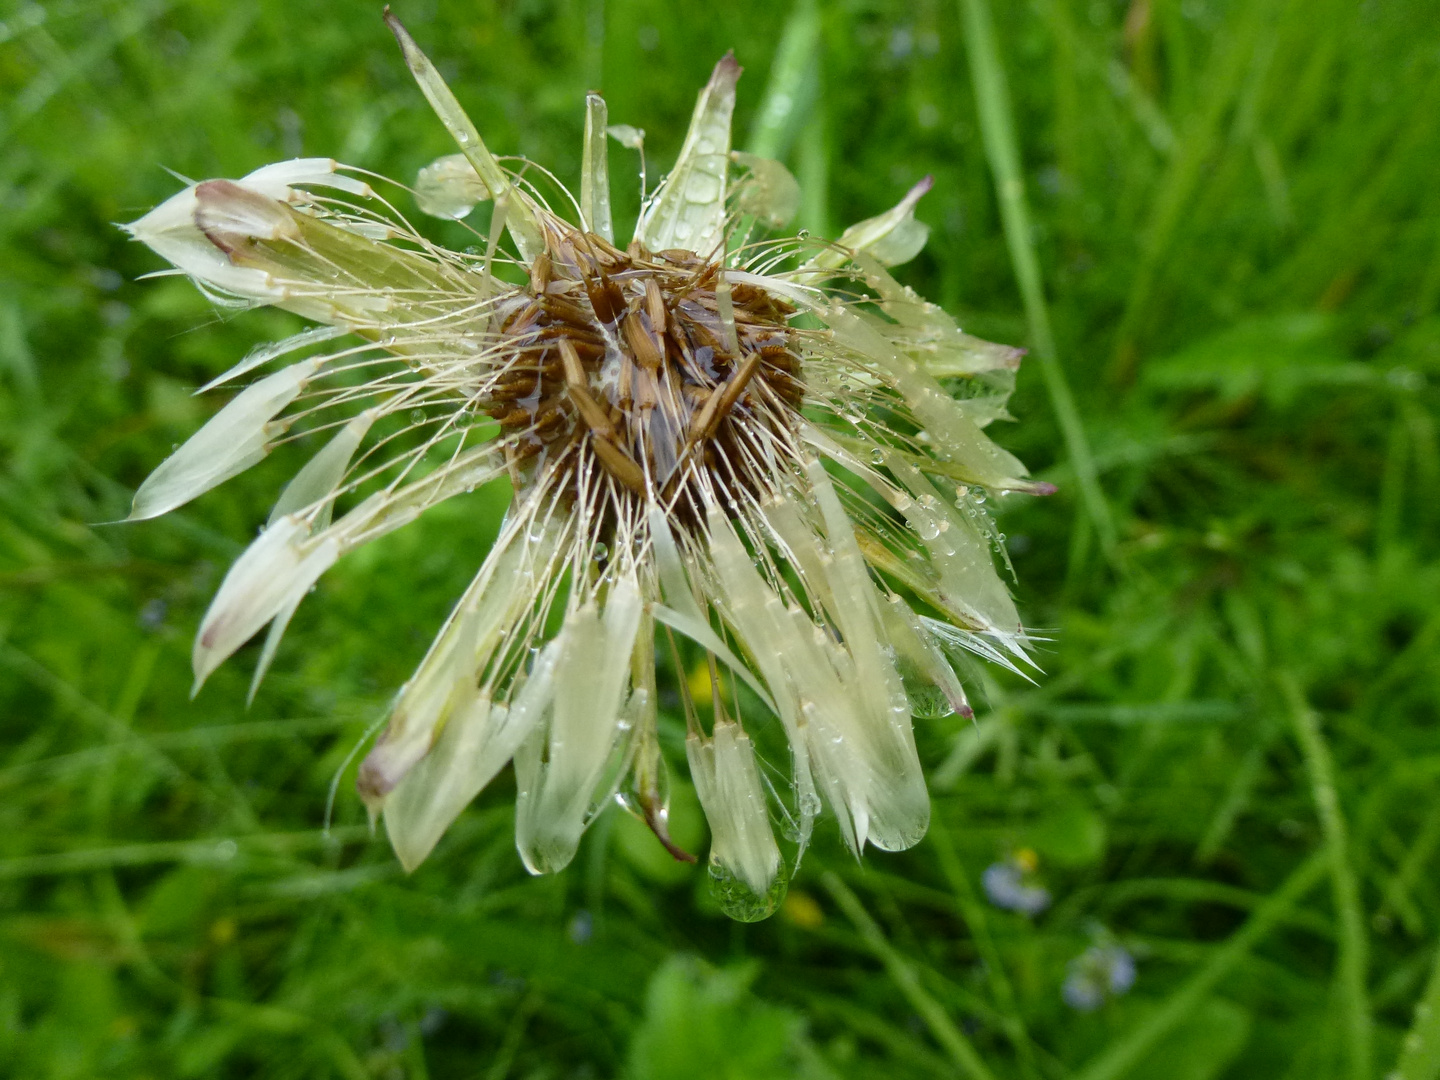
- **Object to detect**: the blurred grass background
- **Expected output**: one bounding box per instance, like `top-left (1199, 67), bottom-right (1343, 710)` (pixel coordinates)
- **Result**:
top-left (2, 0), bottom-right (1439, 1077)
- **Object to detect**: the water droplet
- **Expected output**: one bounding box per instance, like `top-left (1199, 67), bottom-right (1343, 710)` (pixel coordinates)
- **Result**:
top-left (797, 229), bottom-right (810, 239)
top-left (592, 541), bottom-right (609, 562)
top-left (708, 858), bottom-right (789, 922)
top-left (870, 447), bottom-right (887, 465)
top-left (973, 491), bottom-right (986, 504)
top-left (409, 408), bottom-right (426, 426)
top-left (917, 518), bottom-right (940, 540)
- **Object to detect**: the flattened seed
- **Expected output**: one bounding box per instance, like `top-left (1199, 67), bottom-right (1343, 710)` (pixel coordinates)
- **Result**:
top-left (713, 351), bottom-right (764, 420)
top-left (541, 295), bottom-right (593, 327)
top-left (569, 381), bottom-right (616, 439)
top-left (591, 436), bottom-right (647, 492)
top-left (585, 275), bottom-right (625, 324)
top-left (488, 241), bottom-right (802, 521)
top-left (558, 338), bottom-right (587, 388)
top-left (502, 301), bottom-right (542, 333)
top-left (644, 277), bottom-right (667, 329)
top-left (623, 311), bottom-right (663, 371)
top-left (530, 252), bottom-right (552, 293)
top-left (536, 324), bottom-right (603, 344)
top-left (584, 231), bottom-right (626, 264)
top-left (688, 387), bottom-right (722, 439)
top-left (659, 248), bottom-right (704, 267)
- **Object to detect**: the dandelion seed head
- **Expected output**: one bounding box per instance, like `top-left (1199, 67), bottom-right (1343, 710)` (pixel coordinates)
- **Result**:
top-left (118, 15), bottom-right (1054, 920)
top-left (483, 238), bottom-right (804, 535)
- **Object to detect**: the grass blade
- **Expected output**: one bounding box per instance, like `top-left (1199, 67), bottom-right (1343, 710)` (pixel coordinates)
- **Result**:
top-left (929, 817), bottom-right (1040, 1079)
top-left (1283, 673), bottom-right (1373, 1080)
top-left (1073, 848), bottom-right (1328, 1080)
top-left (822, 870), bottom-right (998, 1080)
top-left (1393, 944), bottom-right (1440, 1080)
top-left (956, 0), bottom-right (1118, 564)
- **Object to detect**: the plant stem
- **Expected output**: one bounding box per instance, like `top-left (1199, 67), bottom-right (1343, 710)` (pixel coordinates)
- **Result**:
top-left (956, 0), bottom-right (1118, 565)
top-left (1073, 848), bottom-right (1328, 1080)
top-left (823, 871), bottom-right (998, 1080)
top-left (1283, 672), bottom-right (1373, 1080)
top-left (929, 818), bottom-right (1041, 1079)
top-left (1393, 944), bottom-right (1440, 1080)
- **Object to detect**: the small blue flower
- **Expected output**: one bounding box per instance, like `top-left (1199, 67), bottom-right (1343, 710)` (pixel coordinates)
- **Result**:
top-left (982, 849), bottom-right (1051, 915)
top-left (1062, 943), bottom-right (1136, 1011)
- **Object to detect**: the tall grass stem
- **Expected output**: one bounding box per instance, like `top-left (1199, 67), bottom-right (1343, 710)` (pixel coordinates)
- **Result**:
top-left (957, 0), bottom-right (1119, 565)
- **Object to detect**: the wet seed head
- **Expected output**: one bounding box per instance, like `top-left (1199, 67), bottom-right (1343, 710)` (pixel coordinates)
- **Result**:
top-left (483, 232), bottom-right (803, 530)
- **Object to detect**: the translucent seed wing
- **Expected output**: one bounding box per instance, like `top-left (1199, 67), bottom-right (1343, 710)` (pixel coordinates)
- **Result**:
top-left (239, 158), bottom-right (375, 199)
top-left (267, 412), bottom-right (375, 527)
top-left (811, 175), bottom-right (933, 269)
top-left (356, 516), bottom-right (557, 807)
top-left (731, 152), bottom-right (800, 229)
top-left (581, 92), bottom-right (615, 242)
top-left (191, 515), bottom-right (341, 691)
top-left (383, 696), bottom-right (547, 871)
top-left (851, 253), bottom-right (1025, 380)
top-left (198, 325), bottom-right (348, 395)
top-left (128, 356), bottom-right (324, 521)
top-left (385, 13), bottom-right (545, 262)
top-left (637, 54), bottom-right (741, 257)
top-left (688, 721), bottom-right (785, 914)
top-left (125, 186), bottom-right (282, 301)
top-left (514, 573), bottom-right (643, 874)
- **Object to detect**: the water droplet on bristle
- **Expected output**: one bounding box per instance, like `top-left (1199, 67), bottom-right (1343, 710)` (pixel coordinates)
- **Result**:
top-left (918, 518), bottom-right (940, 540)
top-left (870, 447), bottom-right (887, 465)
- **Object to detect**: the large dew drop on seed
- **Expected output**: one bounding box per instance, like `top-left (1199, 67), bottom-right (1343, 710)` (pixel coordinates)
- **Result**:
top-left (688, 721), bottom-right (784, 918)
top-left (414, 153), bottom-right (490, 220)
top-left (708, 857), bottom-right (789, 923)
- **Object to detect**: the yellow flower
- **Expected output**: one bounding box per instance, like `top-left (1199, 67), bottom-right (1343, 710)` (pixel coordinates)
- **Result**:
top-left (122, 14), bottom-right (1048, 921)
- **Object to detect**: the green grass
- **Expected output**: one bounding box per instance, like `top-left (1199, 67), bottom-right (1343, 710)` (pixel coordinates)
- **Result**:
top-left (3, 0), bottom-right (1439, 1077)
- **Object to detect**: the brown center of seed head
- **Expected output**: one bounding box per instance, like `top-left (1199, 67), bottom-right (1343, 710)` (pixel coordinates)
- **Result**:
top-left (483, 234), bottom-right (803, 529)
